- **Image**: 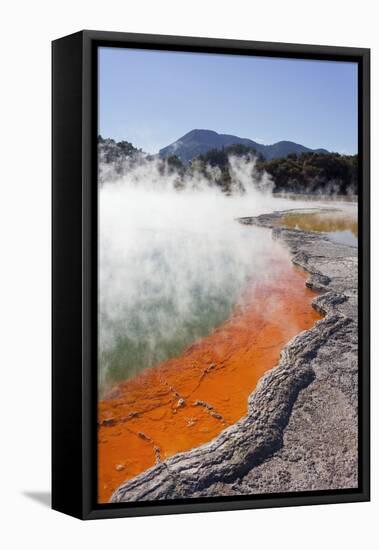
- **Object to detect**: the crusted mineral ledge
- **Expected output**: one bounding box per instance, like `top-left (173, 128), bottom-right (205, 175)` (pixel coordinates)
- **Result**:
top-left (111, 209), bottom-right (358, 502)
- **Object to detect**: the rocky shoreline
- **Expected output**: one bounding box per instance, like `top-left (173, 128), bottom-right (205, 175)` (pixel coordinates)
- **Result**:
top-left (111, 208), bottom-right (358, 502)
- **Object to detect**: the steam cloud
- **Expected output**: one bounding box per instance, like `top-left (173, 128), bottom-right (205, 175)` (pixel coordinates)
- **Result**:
top-left (98, 154), bottom-right (330, 395)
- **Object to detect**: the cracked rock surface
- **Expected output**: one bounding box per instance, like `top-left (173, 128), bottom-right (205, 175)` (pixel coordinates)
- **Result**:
top-left (111, 208), bottom-right (358, 502)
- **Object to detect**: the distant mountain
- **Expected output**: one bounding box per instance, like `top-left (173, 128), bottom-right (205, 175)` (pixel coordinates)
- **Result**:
top-left (159, 129), bottom-right (328, 162)
top-left (262, 140), bottom-right (329, 160)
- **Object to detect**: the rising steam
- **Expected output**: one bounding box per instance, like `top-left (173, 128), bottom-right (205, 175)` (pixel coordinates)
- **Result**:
top-left (99, 155), bottom-right (301, 394)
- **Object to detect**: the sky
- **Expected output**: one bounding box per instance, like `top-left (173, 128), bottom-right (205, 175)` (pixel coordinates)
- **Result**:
top-left (98, 47), bottom-right (358, 155)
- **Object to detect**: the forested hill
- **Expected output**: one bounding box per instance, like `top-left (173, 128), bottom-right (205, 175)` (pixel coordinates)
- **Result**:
top-left (195, 145), bottom-right (357, 195)
top-left (258, 151), bottom-right (358, 195)
top-left (98, 135), bottom-right (142, 163)
top-left (98, 137), bottom-right (357, 195)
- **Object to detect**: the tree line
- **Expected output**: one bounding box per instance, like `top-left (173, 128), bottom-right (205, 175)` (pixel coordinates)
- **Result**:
top-left (98, 136), bottom-right (358, 195)
top-left (193, 144), bottom-right (358, 195)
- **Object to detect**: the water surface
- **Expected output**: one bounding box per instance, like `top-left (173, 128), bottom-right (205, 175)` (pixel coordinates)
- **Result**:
top-left (98, 256), bottom-right (321, 502)
top-left (282, 209), bottom-right (357, 247)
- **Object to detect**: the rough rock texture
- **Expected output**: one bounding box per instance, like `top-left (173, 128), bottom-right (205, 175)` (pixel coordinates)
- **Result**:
top-left (111, 208), bottom-right (358, 502)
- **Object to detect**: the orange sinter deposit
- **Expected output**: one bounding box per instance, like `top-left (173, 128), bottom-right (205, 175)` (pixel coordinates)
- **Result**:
top-left (98, 258), bottom-right (321, 502)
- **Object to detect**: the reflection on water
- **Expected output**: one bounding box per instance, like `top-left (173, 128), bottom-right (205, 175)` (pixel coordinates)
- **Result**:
top-left (282, 210), bottom-right (357, 247)
top-left (327, 230), bottom-right (357, 247)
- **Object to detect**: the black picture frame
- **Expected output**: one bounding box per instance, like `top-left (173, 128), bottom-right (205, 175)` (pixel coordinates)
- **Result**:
top-left (52, 30), bottom-right (370, 520)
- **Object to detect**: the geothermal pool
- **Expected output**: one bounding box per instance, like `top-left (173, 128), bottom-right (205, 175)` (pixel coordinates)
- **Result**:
top-left (98, 252), bottom-right (322, 502)
top-left (98, 162), bottom-right (357, 502)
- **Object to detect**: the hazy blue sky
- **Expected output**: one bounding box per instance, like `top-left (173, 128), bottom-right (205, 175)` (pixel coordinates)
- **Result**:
top-left (98, 47), bottom-right (358, 155)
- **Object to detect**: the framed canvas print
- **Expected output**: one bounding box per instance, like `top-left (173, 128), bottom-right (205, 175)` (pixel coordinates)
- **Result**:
top-left (52, 30), bottom-right (370, 520)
